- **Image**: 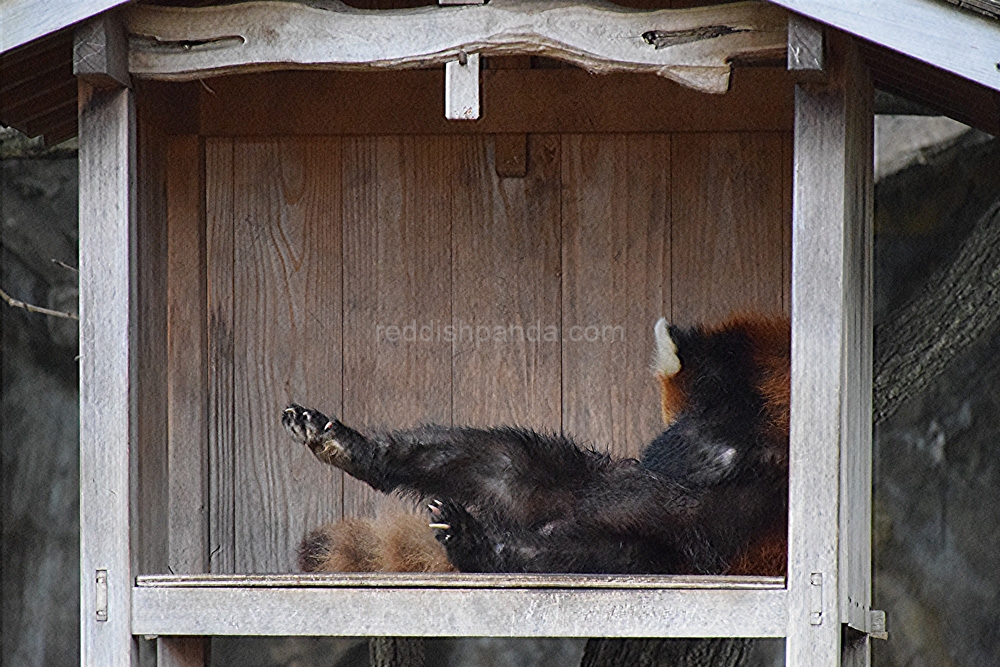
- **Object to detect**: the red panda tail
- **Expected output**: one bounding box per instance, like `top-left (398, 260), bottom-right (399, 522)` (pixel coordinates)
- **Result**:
top-left (298, 512), bottom-right (455, 573)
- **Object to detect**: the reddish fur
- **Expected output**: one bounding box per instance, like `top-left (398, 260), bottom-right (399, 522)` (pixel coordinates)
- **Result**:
top-left (299, 513), bottom-right (455, 573)
top-left (300, 313), bottom-right (791, 576)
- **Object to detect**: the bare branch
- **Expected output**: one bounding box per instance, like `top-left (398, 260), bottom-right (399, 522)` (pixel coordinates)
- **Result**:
top-left (0, 286), bottom-right (79, 321)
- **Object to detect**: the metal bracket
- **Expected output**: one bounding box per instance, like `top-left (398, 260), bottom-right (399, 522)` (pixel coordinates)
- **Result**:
top-left (95, 569), bottom-right (108, 622)
top-left (441, 0), bottom-right (484, 120)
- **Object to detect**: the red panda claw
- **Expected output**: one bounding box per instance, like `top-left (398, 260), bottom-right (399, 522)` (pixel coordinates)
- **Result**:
top-left (428, 522), bottom-right (451, 531)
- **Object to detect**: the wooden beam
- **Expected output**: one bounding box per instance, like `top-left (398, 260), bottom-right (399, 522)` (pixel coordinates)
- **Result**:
top-left (74, 13), bottom-right (132, 89)
top-left (123, 0), bottom-right (787, 94)
top-left (785, 31), bottom-right (873, 666)
top-left (769, 0), bottom-right (1000, 93)
top-left (78, 79), bottom-right (138, 666)
top-left (131, 581), bottom-right (787, 638)
top-left (189, 67), bottom-right (794, 136)
top-left (787, 13), bottom-right (824, 80)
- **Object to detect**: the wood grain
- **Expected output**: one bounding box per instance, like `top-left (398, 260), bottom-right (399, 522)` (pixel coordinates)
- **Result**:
top-left (206, 138), bottom-right (236, 574)
top-left (785, 33), bottom-right (872, 665)
top-left (78, 80), bottom-right (137, 667)
top-left (561, 134), bottom-right (671, 457)
top-left (196, 68), bottom-right (794, 136)
top-left (2, 0), bottom-right (129, 52)
top-left (231, 138), bottom-right (344, 573)
top-left (670, 132), bottom-right (787, 325)
top-left (134, 80), bottom-right (170, 578)
top-left (166, 136), bottom-right (209, 575)
top-left (124, 0), bottom-right (788, 93)
top-left (451, 134), bottom-right (561, 431)
top-left (341, 136), bottom-right (454, 518)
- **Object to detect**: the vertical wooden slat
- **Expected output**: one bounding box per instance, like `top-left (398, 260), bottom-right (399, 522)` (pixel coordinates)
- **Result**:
top-left (785, 32), bottom-right (873, 667)
top-left (231, 138), bottom-right (344, 573)
top-left (561, 134), bottom-right (670, 457)
top-left (166, 135), bottom-right (209, 574)
top-left (341, 136), bottom-right (454, 517)
top-left (134, 83), bottom-right (170, 579)
top-left (671, 132), bottom-right (787, 325)
top-left (78, 80), bottom-right (138, 667)
top-left (451, 135), bottom-right (561, 430)
top-left (206, 138), bottom-right (235, 574)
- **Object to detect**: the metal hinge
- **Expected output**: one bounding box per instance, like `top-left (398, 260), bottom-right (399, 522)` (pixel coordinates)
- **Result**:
top-left (95, 569), bottom-right (108, 622)
top-left (809, 572), bottom-right (824, 625)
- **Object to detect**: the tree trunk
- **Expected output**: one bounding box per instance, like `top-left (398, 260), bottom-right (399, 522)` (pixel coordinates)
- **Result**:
top-left (370, 637), bottom-right (425, 667)
top-left (580, 638), bottom-right (753, 667)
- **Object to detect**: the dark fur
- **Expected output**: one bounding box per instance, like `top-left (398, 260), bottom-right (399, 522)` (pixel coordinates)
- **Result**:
top-left (283, 317), bottom-right (789, 575)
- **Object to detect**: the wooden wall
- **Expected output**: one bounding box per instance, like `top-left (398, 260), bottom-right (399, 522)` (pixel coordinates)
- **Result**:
top-left (152, 67), bottom-right (792, 574)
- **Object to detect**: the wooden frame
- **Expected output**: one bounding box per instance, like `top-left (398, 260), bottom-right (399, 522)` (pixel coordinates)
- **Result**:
top-left (74, 3), bottom-right (874, 666)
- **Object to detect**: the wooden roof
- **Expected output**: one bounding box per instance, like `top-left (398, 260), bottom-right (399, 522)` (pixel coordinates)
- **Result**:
top-left (1, 0), bottom-right (999, 143)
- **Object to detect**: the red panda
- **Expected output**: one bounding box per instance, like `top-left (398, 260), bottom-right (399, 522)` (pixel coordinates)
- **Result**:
top-left (285, 314), bottom-right (790, 575)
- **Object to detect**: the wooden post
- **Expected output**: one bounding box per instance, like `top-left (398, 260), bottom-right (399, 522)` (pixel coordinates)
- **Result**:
top-left (77, 15), bottom-right (138, 667)
top-left (786, 30), bottom-right (873, 667)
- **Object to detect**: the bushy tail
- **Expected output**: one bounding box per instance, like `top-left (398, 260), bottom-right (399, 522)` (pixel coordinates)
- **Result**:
top-left (298, 512), bottom-right (455, 573)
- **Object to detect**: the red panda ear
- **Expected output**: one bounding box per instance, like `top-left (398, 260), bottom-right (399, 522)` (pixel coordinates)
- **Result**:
top-left (652, 318), bottom-right (686, 424)
top-left (652, 318), bottom-right (681, 378)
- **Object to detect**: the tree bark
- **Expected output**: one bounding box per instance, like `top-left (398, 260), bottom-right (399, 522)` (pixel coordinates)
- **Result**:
top-left (580, 638), bottom-right (753, 667)
top-left (873, 201), bottom-right (1000, 425)
top-left (370, 637), bottom-right (425, 667)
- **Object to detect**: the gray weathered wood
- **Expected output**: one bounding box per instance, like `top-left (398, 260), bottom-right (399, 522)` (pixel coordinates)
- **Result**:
top-left (444, 53), bottom-right (480, 120)
top-left (769, 0), bottom-right (1000, 93)
top-left (205, 138), bottom-right (236, 573)
top-left (231, 138), bottom-right (344, 572)
top-left (166, 135), bottom-right (209, 574)
top-left (341, 136), bottom-right (454, 518)
top-left (131, 585), bottom-right (787, 637)
top-left (74, 13), bottom-right (132, 89)
top-left (785, 31), bottom-right (872, 667)
top-left (670, 132), bottom-right (787, 326)
top-left (78, 80), bottom-right (137, 667)
top-left (787, 14), bottom-right (825, 79)
top-left (1, 0), bottom-right (130, 52)
top-left (451, 134), bottom-right (561, 431)
top-left (123, 0), bottom-right (788, 94)
top-left (560, 134), bottom-right (670, 457)
top-left (135, 573), bottom-right (785, 589)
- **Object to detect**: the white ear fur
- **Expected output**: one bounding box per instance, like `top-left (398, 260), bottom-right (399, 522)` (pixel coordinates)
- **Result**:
top-left (653, 317), bottom-right (681, 377)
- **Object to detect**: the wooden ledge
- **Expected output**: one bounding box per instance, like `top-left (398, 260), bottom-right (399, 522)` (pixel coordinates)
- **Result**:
top-left (123, 0), bottom-right (787, 94)
top-left (136, 572), bottom-right (786, 589)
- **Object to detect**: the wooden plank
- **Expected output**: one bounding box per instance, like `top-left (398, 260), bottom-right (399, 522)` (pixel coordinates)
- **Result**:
top-left (78, 80), bottom-right (137, 667)
top-left (670, 132), bottom-right (787, 325)
top-left (451, 134), bottom-right (561, 431)
top-left (157, 637), bottom-right (207, 667)
top-left (561, 134), bottom-right (670, 457)
top-left (231, 138), bottom-right (344, 573)
top-left (166, 135), bottom-right (209, 574)
top-left (132, 586), bottom-right (788, 638)
top-left (341, 136), bottom-right (454, 517)
top-left (196, 68), bottom-right (795, 136)
top-left (787, 14), bottom-right (825, 80)
top-left (136, 573), bottom-right (785, 589)
top-left (124, 0), bottom-right (788, 94)
top-left (784, 32), bottom-right (872, 667)
top-left (74, 13), bottom-right (131, 89)
top-left (1, 0), bottom-right (130, 52)
top-left (205, 138), bottom-right (235, 573)
top-left (133, 76), bottom-right (170, 578)
top-left (769, 0), bottom-right (1000, 93)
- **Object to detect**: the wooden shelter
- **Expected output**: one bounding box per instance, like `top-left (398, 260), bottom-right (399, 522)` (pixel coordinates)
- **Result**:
top-left (2, 1), bottom-right (999, 666)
